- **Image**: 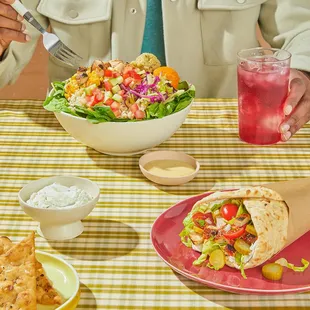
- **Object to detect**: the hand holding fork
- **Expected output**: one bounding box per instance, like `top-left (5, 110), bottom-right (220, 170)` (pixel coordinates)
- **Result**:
top-left (0, 0), bottom-right (82, 67)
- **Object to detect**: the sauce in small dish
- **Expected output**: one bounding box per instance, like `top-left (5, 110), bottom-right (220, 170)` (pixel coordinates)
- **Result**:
top-left (139, 151), bottom-right (200, 186)
top-left (144, 160), bottom-right (196, 178)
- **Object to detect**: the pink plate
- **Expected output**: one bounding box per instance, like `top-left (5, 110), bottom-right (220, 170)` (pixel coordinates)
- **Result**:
top-left (151, 191), bottom-right (310, 295)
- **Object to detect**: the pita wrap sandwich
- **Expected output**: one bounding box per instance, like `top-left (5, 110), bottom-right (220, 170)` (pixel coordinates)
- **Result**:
top-left (179, 186), bottom-right (289, 277)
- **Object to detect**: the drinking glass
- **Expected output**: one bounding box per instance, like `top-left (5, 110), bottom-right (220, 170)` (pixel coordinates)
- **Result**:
top-left (237, 47), bottom-right (291, 145)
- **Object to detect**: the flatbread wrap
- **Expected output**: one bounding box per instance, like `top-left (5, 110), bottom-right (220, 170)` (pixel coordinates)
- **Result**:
top-left (179, 186), bottom-right (289, 275)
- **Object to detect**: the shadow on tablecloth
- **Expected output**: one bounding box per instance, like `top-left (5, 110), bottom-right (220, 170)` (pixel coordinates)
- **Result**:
top-left (46, 219), bottom-right (140, 261)
top-left (86, 147), bottom-right (216, 196)
top-left (174, 271), bottom-right (238, 309)
top-left (79, 282), bottom-right (97, 309)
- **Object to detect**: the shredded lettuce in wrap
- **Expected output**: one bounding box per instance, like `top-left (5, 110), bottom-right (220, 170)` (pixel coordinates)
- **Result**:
top-left (193, 240), bottom-right (219, 266)
top-left (179, 201), bottom-right (214, 247)
top-left (236, 201), bottom-right (248, 217)
top-left (235, 252), bottom-right (247, 279)
top-left (179, 222), bottom-right (194, 248)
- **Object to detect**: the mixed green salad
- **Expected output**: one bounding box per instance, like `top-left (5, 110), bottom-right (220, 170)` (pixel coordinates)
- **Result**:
top-left (43, 54), bottom-right (195, 124)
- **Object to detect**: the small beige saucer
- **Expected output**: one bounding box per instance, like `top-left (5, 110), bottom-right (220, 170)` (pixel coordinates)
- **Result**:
top-left (139, 150), bottom-right (200, 186)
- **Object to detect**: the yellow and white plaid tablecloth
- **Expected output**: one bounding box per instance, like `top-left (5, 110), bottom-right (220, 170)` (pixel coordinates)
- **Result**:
top-left (1, 99), bottom-right (310, 310)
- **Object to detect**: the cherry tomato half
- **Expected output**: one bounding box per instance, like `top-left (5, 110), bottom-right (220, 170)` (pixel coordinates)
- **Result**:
top-left (223, 226), bottom-right (246, 239)
top-left (192, 212), bottom-right (214, 228)
top-left (220, 203), bottom-right (239, 221)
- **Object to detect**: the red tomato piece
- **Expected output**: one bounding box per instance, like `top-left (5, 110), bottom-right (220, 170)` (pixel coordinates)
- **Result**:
top-left (220, 203), bottom-right (239, 221)
top-left (104, 70), bottom-right (113, 77)
top-left (104, 81), bottom-right (112, 91)
top-left (129, 70), bottom-right (142, 80)
top-left (93, 89), bottom-right (104, 103)
top-left (123, 70), bottom-right (141, 81)
top-left (223, 226), bottom-right (246, 239)
top-left (130, 103), bottom-right (139, 114)
top-left (113, 110), bottom-right (121, 117)
top-left (86, 95), bottom-right (97, 106)
top-left (105, 98), bottom-right (114, 106)
top-left (113, 72), bottom-right (120, 78)
top-left (92, 88), bottom-right (100, 95)
top-left (130, 70), bottom-right (141, 81)
top-left (123, 66), bottom-right (133, 75)
top-left (85, 95), bottom-right (93, 103)
top-left (123, 77), bottom-right (133, 87)
top-left (111, 101), bottom-right (121, 111)
top-left (118, 90), bottom-right (125, 96)
top-left (134, 110), bottom-right (145, 119)
top-left (192, 212), bottom-right (214, 228)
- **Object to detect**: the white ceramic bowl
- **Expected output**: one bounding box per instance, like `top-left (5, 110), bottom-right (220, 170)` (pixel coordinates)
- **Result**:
top-left (18, 176), bottom-right (100, 241)
top-left (54, 101), bottom-right (193, 156)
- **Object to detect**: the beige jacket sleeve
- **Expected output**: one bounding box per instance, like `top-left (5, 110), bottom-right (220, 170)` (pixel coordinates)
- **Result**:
top-left (259, 0), bottom-right (310, 72)
top-left (0, 1), bottom-right (48, 88)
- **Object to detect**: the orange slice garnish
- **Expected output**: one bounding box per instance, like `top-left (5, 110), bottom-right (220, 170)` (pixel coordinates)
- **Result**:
top-left (153, 66), bottom-right (180, 89)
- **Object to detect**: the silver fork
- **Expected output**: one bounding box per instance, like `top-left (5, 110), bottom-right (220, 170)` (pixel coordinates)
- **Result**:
top-left (11, 0), bottom-right (82, 67)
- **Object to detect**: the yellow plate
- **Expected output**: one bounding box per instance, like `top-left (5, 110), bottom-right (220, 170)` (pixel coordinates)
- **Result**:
top-left (36, 250), bottom-right (80, 310)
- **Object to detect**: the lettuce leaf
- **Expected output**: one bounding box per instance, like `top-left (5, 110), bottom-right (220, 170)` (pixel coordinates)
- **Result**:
top-left (43, 80), bottom-right (195, 123)
top-left (43, 81), bottom-right (77, 116)
top-left (179, 211), bottom-right (195, 248)
top-left (236, 201), bottom-right (248, 217)
top-left (210, 198), bottom-right (242, 213)
top-left (210, 201), bottom-right (224, 212)
top-left (145, 84), bottom-right (195, 119)
top-left (179, 224), bottom-right (194, 248)
top-left (275, 258), bottom-right (309, 272)
top-left (235, 253), bottom-right (247, 279)
top-left (193, 240), bottom-right (219, 266)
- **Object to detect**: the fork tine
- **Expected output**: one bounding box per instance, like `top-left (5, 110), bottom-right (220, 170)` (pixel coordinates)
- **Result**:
top-left (58, 47), bottom-right (74, 59)
top-left (56, 49), bottom-right (74, 63)
top-left (61, 44), bottom-right (83, 59)
top-left (55, 49), bottom-right (75, 66)
top-left (55, 53), bottom-right (67, 64)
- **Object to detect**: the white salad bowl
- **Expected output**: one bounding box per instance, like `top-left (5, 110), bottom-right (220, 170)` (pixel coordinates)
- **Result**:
top-left (18, 176), bottom-right (100, 241)
top-left (53, 100), bottom-right (193, 156)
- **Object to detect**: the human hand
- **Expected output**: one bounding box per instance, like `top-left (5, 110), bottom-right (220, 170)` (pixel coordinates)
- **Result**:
top-left (280, 69), bottom-right (310, 141)
top-left (0, 0), bottom-right (30, 57)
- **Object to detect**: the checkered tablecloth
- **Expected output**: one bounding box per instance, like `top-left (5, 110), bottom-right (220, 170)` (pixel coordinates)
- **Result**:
top-left (1, 99), bottom-right (310, 310)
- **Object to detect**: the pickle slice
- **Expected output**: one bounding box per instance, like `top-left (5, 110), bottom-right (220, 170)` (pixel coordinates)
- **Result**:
top-left (234, 239), bottom-right (251, 255)
top-left (209, 249), bottom-right (225, 270)
top-left (262, 263), bottom-right (283, 281)
top-left (245, 224), bottom-right (257, 236)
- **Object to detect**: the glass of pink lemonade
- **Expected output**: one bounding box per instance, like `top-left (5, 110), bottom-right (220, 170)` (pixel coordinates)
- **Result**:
top-left (237, 48), bottom-right (291, 145)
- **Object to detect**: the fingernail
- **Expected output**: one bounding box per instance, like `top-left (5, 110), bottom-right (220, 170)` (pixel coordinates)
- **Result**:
top-left (25, 34), bottom-right (31, 42)
top-left (284, 105), bottom-right (293, 115)
top-left (283, 131), bottom-right (292, 141)
top-left (21, 24), bottom-right (26, 31)
top-left (17, 14), bottom-right (23, 21)
top-left (280, 124), bottom-right (290, 133)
